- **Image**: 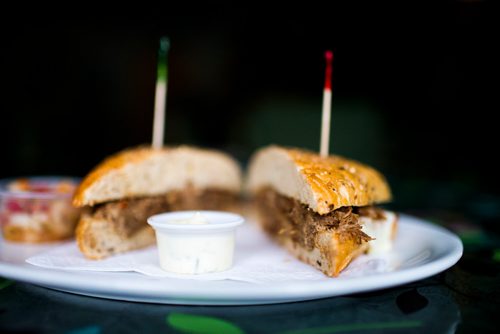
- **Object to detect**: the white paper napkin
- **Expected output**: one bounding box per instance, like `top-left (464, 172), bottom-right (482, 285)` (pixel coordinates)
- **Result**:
top-left (26, 223), bottom-right (392, 284)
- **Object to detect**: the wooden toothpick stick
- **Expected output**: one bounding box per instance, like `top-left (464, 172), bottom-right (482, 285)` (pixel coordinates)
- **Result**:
top-left (320, 50), bottom-right (333, 157)
top-left (152, 37), bottom-right (170, 149)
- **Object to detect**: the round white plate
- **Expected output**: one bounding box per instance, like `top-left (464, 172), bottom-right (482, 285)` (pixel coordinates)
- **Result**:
top-left (0, 214), bottom-right (462, 305)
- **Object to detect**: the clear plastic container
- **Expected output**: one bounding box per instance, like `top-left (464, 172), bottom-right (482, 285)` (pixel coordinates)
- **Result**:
top-left (0, 177), bottom-right (81, 243)
top-left (147, 211), bottom-right (244, 274)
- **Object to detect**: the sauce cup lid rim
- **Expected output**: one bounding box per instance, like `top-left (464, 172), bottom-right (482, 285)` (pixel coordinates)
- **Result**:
top-left (147, 210), bottom-right (245, 231)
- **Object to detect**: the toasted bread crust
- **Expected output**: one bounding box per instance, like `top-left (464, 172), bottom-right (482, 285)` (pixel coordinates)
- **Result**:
top-left (282, 233), bottom-right (369, 277)
top-left (73, 146), bottom-right (242, 207)
top-left (73, 147), bottom-right (163, 207)
top-left (248, 146), bottom-right (391, 214)
top-left (76, 213), bottom-right (156, 260)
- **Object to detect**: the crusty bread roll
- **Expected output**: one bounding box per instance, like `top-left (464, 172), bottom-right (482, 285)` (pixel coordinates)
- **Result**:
top-left (74, 146), bottom-right (241, 207)
top-left (247, 146), bottom-right (396, 277)
top-left (73, 146), bottom-right (242, 259)
top-left (247, 146), bottom-right (391, 214)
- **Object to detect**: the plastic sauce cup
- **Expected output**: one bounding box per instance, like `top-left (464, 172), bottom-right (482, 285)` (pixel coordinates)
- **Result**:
top-left (0, 177), bottom-right (80, 243)
top-left (147, 211), bottom-right (244, 274)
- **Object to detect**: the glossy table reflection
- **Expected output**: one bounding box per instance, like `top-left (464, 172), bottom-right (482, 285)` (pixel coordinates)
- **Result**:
top-left (1, 277), bottom-right (460, 334)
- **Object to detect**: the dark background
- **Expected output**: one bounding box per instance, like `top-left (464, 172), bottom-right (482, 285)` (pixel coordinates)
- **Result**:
top-left (1, 2), bottom-right (498, 226)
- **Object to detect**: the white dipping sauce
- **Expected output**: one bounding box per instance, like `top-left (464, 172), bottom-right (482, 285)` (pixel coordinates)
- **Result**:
top-left (147, 211), bottom-right (244, 275)
top-left (169, 212), bottom-right (209, 225)
top-left (157, 232), bottom-right (235, 274)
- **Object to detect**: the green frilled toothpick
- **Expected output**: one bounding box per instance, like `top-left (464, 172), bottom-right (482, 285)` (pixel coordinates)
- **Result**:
top-left (152, 37), bottom-right (170, 149)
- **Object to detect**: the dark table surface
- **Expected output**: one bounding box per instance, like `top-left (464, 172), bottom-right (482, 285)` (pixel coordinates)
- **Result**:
top-left (1, 211), bottom-right (499, 334)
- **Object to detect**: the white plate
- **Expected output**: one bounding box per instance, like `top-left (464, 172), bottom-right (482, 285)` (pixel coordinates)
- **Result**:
top-left (0, 214), bottom-right (462, 305)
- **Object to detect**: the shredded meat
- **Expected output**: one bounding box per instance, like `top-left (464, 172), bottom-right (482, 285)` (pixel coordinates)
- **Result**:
top-left (256, 188), bottom-right (375, 250)
top-left (355, 206), bottom-right (386, 220)
top-left (91, 188), bottom-right (238, 237)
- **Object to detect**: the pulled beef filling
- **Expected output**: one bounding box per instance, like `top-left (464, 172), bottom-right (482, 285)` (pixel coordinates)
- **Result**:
top-left (356, 206), bottom-right (386, 220)
top-left (256, 188), bottom-right (385, 250)
top-left (91, 188), bottom-right (237, 236)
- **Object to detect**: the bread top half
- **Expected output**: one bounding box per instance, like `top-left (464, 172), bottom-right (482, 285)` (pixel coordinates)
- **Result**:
top-left (247, 146), bottom-right (392, 215)
top-left (73, 146), bottom-right (242, 207)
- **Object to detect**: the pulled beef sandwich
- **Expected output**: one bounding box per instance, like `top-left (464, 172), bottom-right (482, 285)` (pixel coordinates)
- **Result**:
top-left (247, 146), bottom-right (397, 277)
top-left (73, 146), bottom-right (242, 259)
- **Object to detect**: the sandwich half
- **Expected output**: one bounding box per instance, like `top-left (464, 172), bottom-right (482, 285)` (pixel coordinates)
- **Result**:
top-left (73, 146), bottom-right (242, 259)
top-left (247, 146), bottom-right (397, 277)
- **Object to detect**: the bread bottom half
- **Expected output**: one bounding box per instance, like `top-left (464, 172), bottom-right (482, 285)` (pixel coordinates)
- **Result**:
top-left (255, 188), bottom-right (378, 277)
top-left (77, 187), bottom-right (238, 259)
top-left (280, 233), bottom-right (369, 277)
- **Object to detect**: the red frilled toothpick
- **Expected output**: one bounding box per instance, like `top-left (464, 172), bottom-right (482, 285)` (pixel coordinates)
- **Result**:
top-left (320, 50), bottom-right (333, 157)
